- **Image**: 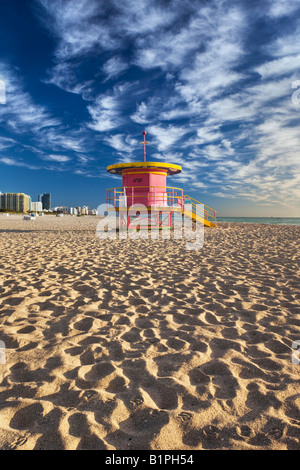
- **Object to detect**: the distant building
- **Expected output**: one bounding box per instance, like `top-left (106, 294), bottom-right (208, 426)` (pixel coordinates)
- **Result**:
top-left (0, 193), bottom-right (31, 213)
top-left (51, 205), bottom-right (96, 215)
top-left (31, 201), bottom-right (43, 212)
top-left (68, 207), bottom-right (78, 215)
top-left (53, 206), bottom-right (68, 214)
top-left (89, 209), bottom-right (98, 215)
top-left (38, 193), bottom-right (51, 210)
top-left (75, 206), bottom-right (89, 215)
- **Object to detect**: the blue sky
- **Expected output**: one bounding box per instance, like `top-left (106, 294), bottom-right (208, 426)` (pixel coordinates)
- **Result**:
top-left (0, 0), bottom-right (300, 216)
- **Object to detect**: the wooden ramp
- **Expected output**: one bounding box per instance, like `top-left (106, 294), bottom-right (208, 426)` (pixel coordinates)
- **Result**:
top-left (183, 196), bottom-right (217, 227)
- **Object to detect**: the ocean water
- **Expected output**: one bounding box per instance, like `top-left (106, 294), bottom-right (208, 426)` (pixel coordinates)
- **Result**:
top-left (217, 217), bottom-right (300, 226)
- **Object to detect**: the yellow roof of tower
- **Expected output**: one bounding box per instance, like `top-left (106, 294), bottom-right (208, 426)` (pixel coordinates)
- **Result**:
top-left (107, 161), bottom-right (182, 175)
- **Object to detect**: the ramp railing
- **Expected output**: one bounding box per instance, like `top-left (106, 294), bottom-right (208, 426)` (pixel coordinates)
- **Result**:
top-left (106, 186), bottom-right (184, 209)
top-left (184, 195), bottom-right (217, 225)
top-left (106, 187), bottom-right (217, 225)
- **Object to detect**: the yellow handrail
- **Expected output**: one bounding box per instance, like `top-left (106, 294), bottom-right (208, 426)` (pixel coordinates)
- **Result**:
top-left (184, 195), bottom-right (217, 212)
top-left (107, 185), bottom-right (185, 192)
top-left (184, 195), bottom-right (216, 213)
top-left (107, 195), bottom-right (184, 200)
top-left (106, 187), bottom-right (217, 224)
top-left (188, 201), bottom-right (214, 216)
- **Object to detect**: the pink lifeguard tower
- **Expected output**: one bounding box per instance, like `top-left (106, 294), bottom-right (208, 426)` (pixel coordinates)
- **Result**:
top-left (106, 131), bottom-right (217, 229)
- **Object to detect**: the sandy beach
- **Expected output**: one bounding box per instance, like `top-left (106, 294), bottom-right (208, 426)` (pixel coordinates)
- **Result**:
top-left (0, 214), bottom-right (299, 450)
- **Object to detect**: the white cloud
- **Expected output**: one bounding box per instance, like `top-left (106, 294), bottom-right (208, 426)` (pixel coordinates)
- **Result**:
top-left (43, 62), bottom-right (94, 98)
top-left (102, 56), bottom-right (129, 81)
top-left (191, 181), bottom-right (208, 189)
top-left (177, 42), bottom-right (244, 103)
top-left (255, 54), bottom-right (300, 79)
top-left (0, 63), bottom-right (60, 132)
top-left (0, 157), bottom-right (22, 166)
top-left (0, 137), bottom-right (16, 150)
top-left (250, 116), bottom-right (300, 166)
top-left (87, 82), bottom-right (134, 132)
top-left (0, 157), bottom-right (39, 170)
top-left (131, 95), bottom-right (187, 124)
top-left (266, 24), bottom-right (300, 58)
top-left (130, 102), bottom-right (152, 124)
top-left (115, 0), bottom-right (178, 36)
top-left (38, 0), bottom-right (180, 63)
top-left (37, 127), bottom-right (87, 153)
top-left (44, 154), bottom-right (71, 162)
top-left (201, 141), bottom-right (236, 161)
top-left (76, 153), bottom-right (93, 165)
top-left (171, 6), bottom-right (246, 107)
top-left (133, 16), bottom-right (205, 70)
top-left (159, 107), bottom-right (196, 121)
top-left (87, 94), bottom-right (122, 132)
top-left (147, 124), bottom-right (190, 151)
top-left (267, 0), bottom-right (300, 18)
top-left (103, 134), bottom-right (137, 153)
top-left (37, 0), bottom-right (115, 59)
top-left (184, 125), bottom-right (223, 146)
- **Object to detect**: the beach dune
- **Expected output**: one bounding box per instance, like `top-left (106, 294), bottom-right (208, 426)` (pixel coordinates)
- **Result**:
top-left (0, 215), bottom-right (299, 450)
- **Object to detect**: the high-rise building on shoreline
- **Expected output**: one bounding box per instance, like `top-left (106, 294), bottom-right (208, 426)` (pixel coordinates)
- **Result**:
top-left (0, 193), bottom-right (31, 212)
top-left (0, 190), bottom-right (97, 215)
top-left (31, 201), bottom-right (43, 212)
top-left (38, 193), bottom-right (51, 210)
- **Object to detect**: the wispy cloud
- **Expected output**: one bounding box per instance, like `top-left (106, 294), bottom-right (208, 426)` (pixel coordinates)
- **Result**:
top-left (0, 62), bottom-right (60, 132)
top-left (147, 124), bottom-right (191, 152)
top-left (43, 154), bottom-right (71, 162)
top-left (255, 54), bottom-right (300, 79)
top-left (267, 0), bottom-right (300, 18)
top-left (0, 137), bottom-right (16, 150)
top-left (102, 56), bottom-right (129, 81)
top-left (103, 134), bottom-right (137, 153)
top-left (86, 82), bottom-right (135, 132)
top-left (43, 62), bottom-right (94, 98)
top-left (36, 0), bottom-right (115, 59)
top-left (0, 61), bottom-right (94, 174)
top-left (130, 102), bottom-right (151, 125)
top-left (87, 94), bottom-right (122, 132)
top-left (36, 127), bottom-right (87, 153)
top-left (0, 156), bottom-right (39, 170)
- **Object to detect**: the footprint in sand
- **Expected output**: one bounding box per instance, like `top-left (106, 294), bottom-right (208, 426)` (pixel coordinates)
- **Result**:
top-left (68, 413), bottom-right (107, 450)
top-left (17, 326), bottom-right (36, 334)
top-left (73, 317), bottom-right (94, 332)
top-left (9, 402), bottom-right (44, 431)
